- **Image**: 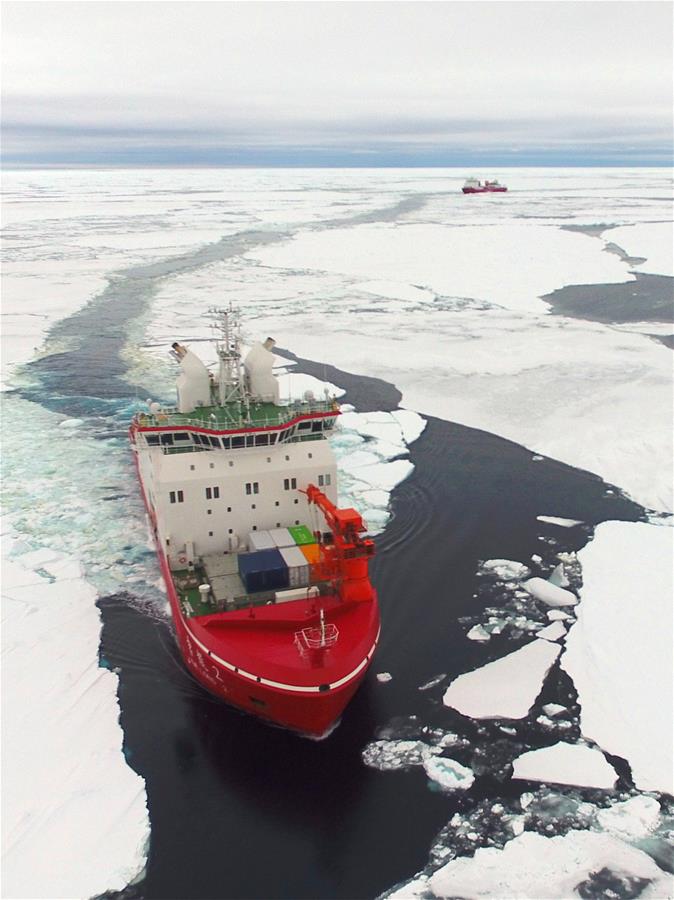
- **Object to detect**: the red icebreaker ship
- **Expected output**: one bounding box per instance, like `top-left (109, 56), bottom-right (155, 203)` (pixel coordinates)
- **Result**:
top-left (129, 306), bottom-right (380, 736)
top-left (462, 177), bottom-right (508, 194)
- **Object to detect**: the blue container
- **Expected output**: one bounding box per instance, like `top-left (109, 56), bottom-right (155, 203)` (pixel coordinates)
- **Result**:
top-left (238, 548), bottom-right (289, 594)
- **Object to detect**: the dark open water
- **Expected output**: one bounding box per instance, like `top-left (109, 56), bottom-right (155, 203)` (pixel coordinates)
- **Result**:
top-left (17, 222), bottom-right (655, 900)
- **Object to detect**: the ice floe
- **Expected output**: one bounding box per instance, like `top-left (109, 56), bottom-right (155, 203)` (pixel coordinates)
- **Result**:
top-left (377, 672), bottom-right (393, 683)
top-left (479, 559), bottom-right (531, 580)
top-left (426, 831), bottom-right (667, 899)
top-left (535, 621), bottom-right (568, 642)
top-left (606, 222), bottom-right (674, 276)
top-left (466, 624), bottom-right (491, 642)
top-left (562, 521), bottom-right (674, 795)
top-left (537, 515), bottom-right (585, 527)
top-left (443, 639), bottom-right (561, 719)
top-left (597, 796), bottom-right (662, 840)
top-left (1, 525), bottom-right (150, 899)
top-left (512, 741), bottom-right (618, 789)
top-left (524, 577), bottom-right (578, 607)
top-left (361, 740), bottom-right (441, 771)
top-left (423, 757), bottom-right (475, 792)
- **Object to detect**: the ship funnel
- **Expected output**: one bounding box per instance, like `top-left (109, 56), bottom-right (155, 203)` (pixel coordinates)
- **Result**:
top-left (174, 345), bottom-right (211, 413)
top-left (244, 341), bottom-right (280, 404)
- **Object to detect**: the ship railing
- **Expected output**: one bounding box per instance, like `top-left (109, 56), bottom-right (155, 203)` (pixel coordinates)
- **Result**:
top-left (135, 400), bottom-right (337, 431)
top-left (294, 622), bottom-right (339, 654)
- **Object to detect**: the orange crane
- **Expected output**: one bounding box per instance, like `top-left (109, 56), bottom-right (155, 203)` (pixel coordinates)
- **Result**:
top-left (303, 484), bottom-right (376, 603)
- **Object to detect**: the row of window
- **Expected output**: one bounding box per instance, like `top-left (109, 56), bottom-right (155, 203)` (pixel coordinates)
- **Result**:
top-left (169, 474), bottom-right (331, 506)
top-left (145, 418), bottom-right (335, 451)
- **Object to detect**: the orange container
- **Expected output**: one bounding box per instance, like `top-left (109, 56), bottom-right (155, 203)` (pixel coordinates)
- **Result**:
top-left (300, 543), bottom-right (323, 581)
top-left (300, 544), bottom-right (320, 565)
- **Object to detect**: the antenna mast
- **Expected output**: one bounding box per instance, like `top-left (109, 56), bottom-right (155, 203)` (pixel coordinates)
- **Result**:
top-left (210, 305), bottom-right (248, 412)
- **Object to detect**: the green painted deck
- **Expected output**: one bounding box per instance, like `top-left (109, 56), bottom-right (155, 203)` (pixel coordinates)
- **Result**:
top-left (139, 398), bottom-right (337, 431)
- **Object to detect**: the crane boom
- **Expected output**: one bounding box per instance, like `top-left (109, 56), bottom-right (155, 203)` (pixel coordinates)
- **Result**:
top-left (303, 483), bottom-right (375, 603)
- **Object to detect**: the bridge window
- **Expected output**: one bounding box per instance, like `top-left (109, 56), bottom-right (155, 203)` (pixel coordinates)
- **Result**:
top-left (145, 435), bottom-right (159, 446)
top-left (254, 434), bottom-right (269, 446)
top-left (232, 436), bottom-right (245, 449)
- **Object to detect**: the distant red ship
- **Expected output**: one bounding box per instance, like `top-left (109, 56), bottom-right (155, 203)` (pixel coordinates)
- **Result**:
top-left (462, 178), bottom-right (508, 194)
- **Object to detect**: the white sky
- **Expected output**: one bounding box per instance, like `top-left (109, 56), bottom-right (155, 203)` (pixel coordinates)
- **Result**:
top-left (2, 1), bottom-right (672, 162)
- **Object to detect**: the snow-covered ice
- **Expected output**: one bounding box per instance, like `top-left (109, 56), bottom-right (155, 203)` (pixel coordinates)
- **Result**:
top-left (542, 703), bottom-right (568, 718)
top-left (512, 741), bottom-right (618, 789)
top-left (467, 624), bottom-right (491, 642)
top-left (1, 528), bottom-right (150, 899)
top-left (361, 740), bottom-right (441, 771)
top-left (426, 831), bottom-right (668, 899)
top-left (537, 516), bottom-right (584, 528)
top-left (524, 577), bottom-right (578, 607)
top-left (443, 639), bottom-right (561, 719)
top-left (535, 621), bottom-right (568, 642)
top-left (479, 559), bottom-right (531, 580)
top-left (562, 521), bottom-right (674, 795)
top-left (597, 796), bottom-right (662, 840)
top-left (606, 222), bottom-right (674, 276)
top-left (423, 757), bottom-right (475, 792)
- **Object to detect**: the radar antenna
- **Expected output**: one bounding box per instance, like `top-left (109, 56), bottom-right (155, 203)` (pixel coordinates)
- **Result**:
top-left (209, 305), bottom-right (249, 414)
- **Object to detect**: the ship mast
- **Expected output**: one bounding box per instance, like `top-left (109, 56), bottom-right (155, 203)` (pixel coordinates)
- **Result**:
top-left (210, 305), bottom-right (249, 416)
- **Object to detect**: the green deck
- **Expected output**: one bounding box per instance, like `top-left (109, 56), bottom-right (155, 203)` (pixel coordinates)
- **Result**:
top-left (139, 398), bottom-right (336, 432)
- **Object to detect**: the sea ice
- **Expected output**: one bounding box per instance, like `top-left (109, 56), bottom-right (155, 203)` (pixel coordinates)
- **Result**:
top-left (423, 757), bottom-right (475, 792)
top-left (467, 624), bottom-right (491, 642)
top-left (537, 516), bottom-right (584, 527)
top-left (542, 703), bottom-right (568, 717)
top-left (548, 563), bottom-right (570, 588)
top-left (361, 740), bottom-right (441, 771)
top-left (547, 609), bottom-right (573, 622)
top-left (596, 796), bottom-right (662, 840)
top-left (428, 831), bottom-right (667, 899)
top-left (512, 741), bottom-right (618, 789)
top-left (480, 559), bottom-right (531, 580)
top-left (524, 577), bottom-right (578, 607)
top-left (443, 639), bottom-right (561, 719)
top-left (606, 222), bottom-right (674, 276)
top-left (2, 533), bottom-right (150, 899)
top-left (535, 621), bottom-right (567, 642)
top-left (562, 521), bottom-right (674, 795)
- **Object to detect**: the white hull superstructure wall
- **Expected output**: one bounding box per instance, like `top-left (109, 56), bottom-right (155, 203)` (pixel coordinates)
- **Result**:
top-left (137, 438), bottom-right (337, 562)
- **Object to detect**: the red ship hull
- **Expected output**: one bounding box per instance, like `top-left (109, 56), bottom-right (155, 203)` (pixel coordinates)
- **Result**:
top-left (462, 186), bottom-right (508, 194)
top-left (133, 443), bottom-right (380, 737)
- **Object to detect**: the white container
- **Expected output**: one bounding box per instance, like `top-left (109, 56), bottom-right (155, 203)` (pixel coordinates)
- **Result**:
top-left (269, 527), bottom-right (295, 548)
top-left (279, 544), bottom-right (310, 587)
top-left (275, 586), bottom-right (319, 604)
top-left (248, 530), bottom-right (275, 551)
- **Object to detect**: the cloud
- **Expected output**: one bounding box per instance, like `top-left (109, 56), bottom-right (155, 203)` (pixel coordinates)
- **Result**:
top-left (2, 1), bottom-right (672, 165)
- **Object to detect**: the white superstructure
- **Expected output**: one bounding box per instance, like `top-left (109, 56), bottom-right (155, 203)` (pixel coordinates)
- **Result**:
top-left (131, 307), bottom-right (339, 569)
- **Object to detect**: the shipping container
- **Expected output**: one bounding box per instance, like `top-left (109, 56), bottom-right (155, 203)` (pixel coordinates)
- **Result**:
top-left (275, 586), bottom-right (319, 604)
top-left (279, 544), bottom-right (310, 587)
top-left (268, 527), bottom-right (295, 548)
top-left (300, 543), bottom-right (321, 565)
top-left (289, 524), bottom-right (316, 546)
top-left (248, 530), bottom-right (275, 551)
top-left (237, 548), bottom-right (289, 594)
